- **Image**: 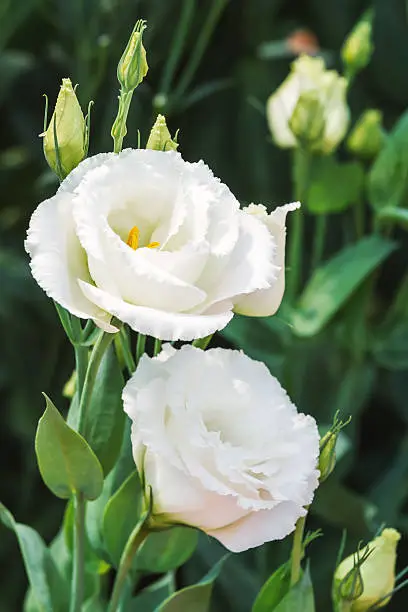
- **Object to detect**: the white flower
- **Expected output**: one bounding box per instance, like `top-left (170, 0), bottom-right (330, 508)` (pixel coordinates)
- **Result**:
top-left (25, 149), bottom-right (295, 341)
top-left (267, 55), bottom-right (349, 154)
top-left (122, 344), bottom-right (320, 552)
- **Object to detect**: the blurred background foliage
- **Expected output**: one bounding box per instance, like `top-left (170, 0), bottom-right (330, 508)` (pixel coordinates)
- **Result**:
top-left (2, 0), bottom-right (408, 609)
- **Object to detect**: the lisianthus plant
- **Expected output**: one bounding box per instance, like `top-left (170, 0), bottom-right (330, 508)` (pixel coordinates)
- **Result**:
top-left (2, 14), bottom-right (408, 612)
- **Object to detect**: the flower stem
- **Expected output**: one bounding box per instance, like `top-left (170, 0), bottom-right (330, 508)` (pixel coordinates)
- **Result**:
top-left (153, 338), bottom-right (162, 356)
top-left (74, 344), bottom-right (88, 403)
top-left (69, 492), bottom-right (85, 612)
top-left (112, 89), bottom-right (134, 154)
top-left (78, 330), bottom-right (116, 436)
top-left (119, 326), bottom-right (136, 374)
top-left (290, 514), bottom-right (307, 586)
top-left (136, 333), bottom-right (146, 365)
top-left (311, 215), bottom-right (327, 270)
top-left (107, 525), bottom-right (148, 612)
top-left (287, 147), bottom-right (311, 300)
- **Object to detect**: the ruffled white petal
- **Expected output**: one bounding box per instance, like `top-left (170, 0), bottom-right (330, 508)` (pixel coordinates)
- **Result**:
top-left (234, 202), bottom-right (300, 316)
top-left (79, 281), bottom-right (233, 340)
top-left (25, 191), bottom-right (105, 322)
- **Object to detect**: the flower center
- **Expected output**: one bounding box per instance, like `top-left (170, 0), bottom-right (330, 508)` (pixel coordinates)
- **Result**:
top-left (126, 226), bottom-right (160, 250)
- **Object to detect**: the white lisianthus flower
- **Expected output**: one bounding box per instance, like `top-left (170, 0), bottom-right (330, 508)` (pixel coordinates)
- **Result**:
top-left (267, 55), bottom-right (349, 154)
top-left (25, 149), bottom-right (296, 340)
top-left (122, 344), bottom-right (320, 552)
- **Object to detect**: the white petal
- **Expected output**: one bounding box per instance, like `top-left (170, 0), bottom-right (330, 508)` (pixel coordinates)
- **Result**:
top-left (207, 501), bottom-right (305, 552)
top-left (58, 151), bottom-right (118, 194)
top-left (78, 281), bottom-right (233, 340)
top-left (25, 191), bottom-right (105, 323)
top-left (234, 202), bottom-right (300, 316)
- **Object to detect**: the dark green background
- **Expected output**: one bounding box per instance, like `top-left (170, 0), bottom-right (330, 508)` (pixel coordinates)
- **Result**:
top-left (2, 0), bottom-right (408, 609)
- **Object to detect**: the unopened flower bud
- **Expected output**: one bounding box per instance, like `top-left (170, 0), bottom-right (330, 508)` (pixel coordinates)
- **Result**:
top-left (319, 412), bottom-right (350, 482)
top-left (146, 114), bottom-right (178, 151)
top-left (342, 10), bottom-right (373, 80)
top-left (288, 91), bottom-right (325, 150)
top-left (42, 78), bottom-right (86, 178)
top-left (347, 110), bottom-right (384, 160)
top-left (117, 20), bottom-right (148, 92)
top-left (335, 528), bottom-right (401, 611)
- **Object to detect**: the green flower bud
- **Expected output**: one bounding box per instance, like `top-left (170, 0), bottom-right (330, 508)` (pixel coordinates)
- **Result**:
top-left (117, 19), bottom-right (148, 92)
top-left (42, 78), bottom-right (86, 179)
top-left (347, 109), bottom-right (384, 160)
top-left (146, 114), bottom-right (178, 152)
top-left (342, 10), bottom-right (374, 81)
top-left (288, 91), bottom-right (325, 150)
top-left (335, 529), bottom-right (401, 611)
top-left (319, 412), bottom-right (351, 482)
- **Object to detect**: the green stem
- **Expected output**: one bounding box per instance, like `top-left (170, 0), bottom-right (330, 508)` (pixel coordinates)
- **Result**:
top-left (353, 196), bottom-right (365, 239)
top-left (74, 344), bottom-right (88, 405)
top-left (173, 0), bottom-right (228, 102)
top-left (159, 0), bottom-right (197, 96)
top-left (119, 327), bottom-right (136, 374)
top-left (108, 526), bottom-right (148, 612)
top-left (287, 147), bottom-right (311, 300)
top-left (290, 514), bottom-right (307, 586)
top-left (311, 215), bottom-right (327, 270)
top-left (136, 333), bottom-right (146, 365)
top-left (153, 338), bottom-right (162, 356)
top-left (112, 90), bottom-right (134, 154)
top-left (77, 331), bottom-right (116, 435)
top-left (69, 492), bottom-right (85, 612)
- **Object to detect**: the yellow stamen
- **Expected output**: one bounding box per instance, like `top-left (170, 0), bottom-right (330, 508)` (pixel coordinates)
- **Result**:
top-left (126, 226), bottom-right (160, 250)
top-left (126, 226), bottom-right (140, 250)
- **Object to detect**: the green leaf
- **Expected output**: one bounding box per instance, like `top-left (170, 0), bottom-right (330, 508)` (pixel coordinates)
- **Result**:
top-left (0, 502), bottom-right (67, 612)
top-left (35, 394), bottom-right (104, 500)
top-left (156, 555), bottom-right (228, 612)
top-left (307, 157), bottom-right (365, 215)
top-left (136, 526), bottom-right (198, 573)
top-left (102, 471), bottom-right (143, 567)
top-left (372, 320), bottom-right (408, 369)
top-left (273, 565), bottom-right (315, 612)
top-left (85, 344), bottom-right (125, 474)
top-left (252, 562), bottom-right (290, 611)
top-left (369, 109), bottom-right (408, 210)
top-left (292, 236), bottom-right (396, 337)
top-left (376, 206), bottom-right (408, 230)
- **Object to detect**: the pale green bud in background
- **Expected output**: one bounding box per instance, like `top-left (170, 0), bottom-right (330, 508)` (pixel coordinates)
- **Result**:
top-left (342, 10), bottom-right (374, 81)
top-left (335, 528), bottom-right (401, 611)
top-left (267, 55), bottom-right (350, 155)
top-left (288, 91), bottom-right (325, 151)
top-left (319, 412), bottom-right (351, 482)
top-left (42, 78), bottom-right (86, 178)
top-left (146, 114), bottom-right (178, 151)
top-left (347, 109), bottom-right (384, 160)
top-left (117, 19), bottom-right (148, 92)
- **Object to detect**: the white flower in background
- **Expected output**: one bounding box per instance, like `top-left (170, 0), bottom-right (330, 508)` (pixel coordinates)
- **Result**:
top-left (25, 149), bottom-right (296, 340)
top-left (123, 344), bottom-right (320, 552)
top-left (267, 55), bottom-right (350, 154)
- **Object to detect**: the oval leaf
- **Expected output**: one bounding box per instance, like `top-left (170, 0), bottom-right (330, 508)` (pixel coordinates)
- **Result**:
top-left (35, 394), bottom-right (103, 500)
top-left (307, 157), bottom-right (364, 215)
top-left (292, 236), bottom-right (396, 337)
top-left (0, 502), bottom-right (67, 612)
top-left (156, 555), bottom-right (228, 612)
top-left (102, 471), bottom-right (142, 567)
top-left (136, 526), bottom-right (198, 573)
top-left (274, 565), bottom-right (315, 612)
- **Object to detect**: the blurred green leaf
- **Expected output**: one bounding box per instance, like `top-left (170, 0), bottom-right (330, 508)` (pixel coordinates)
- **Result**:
top-left (252, 562), bottom-right (290, 611)
top-left (85, 344), bottom-right (125, 475)
top-left (272, 565), bottom-right (315, 612)
top-left (136, 527), bottom-right (198, 573)
top-left (157, 555), bottom-right (228, 611)
top-left (131, 574), bottom-right (173, 611)
top-left (102, 471), bottom-right (142, 567)
top-left (307, 157), bottom-right (365, 215)
top-left (369, 110), bottom-right (408, 210)
top-left (376, 206), bottom-right (408, 230)
top-left (372, 321), bottom-right (408, 370)
top-left (35, 394), bottom-right (103, 500)
top-left (292, 236), bottom-right (396, 337)
top-left (0, 502), bottom-right (67, 612)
